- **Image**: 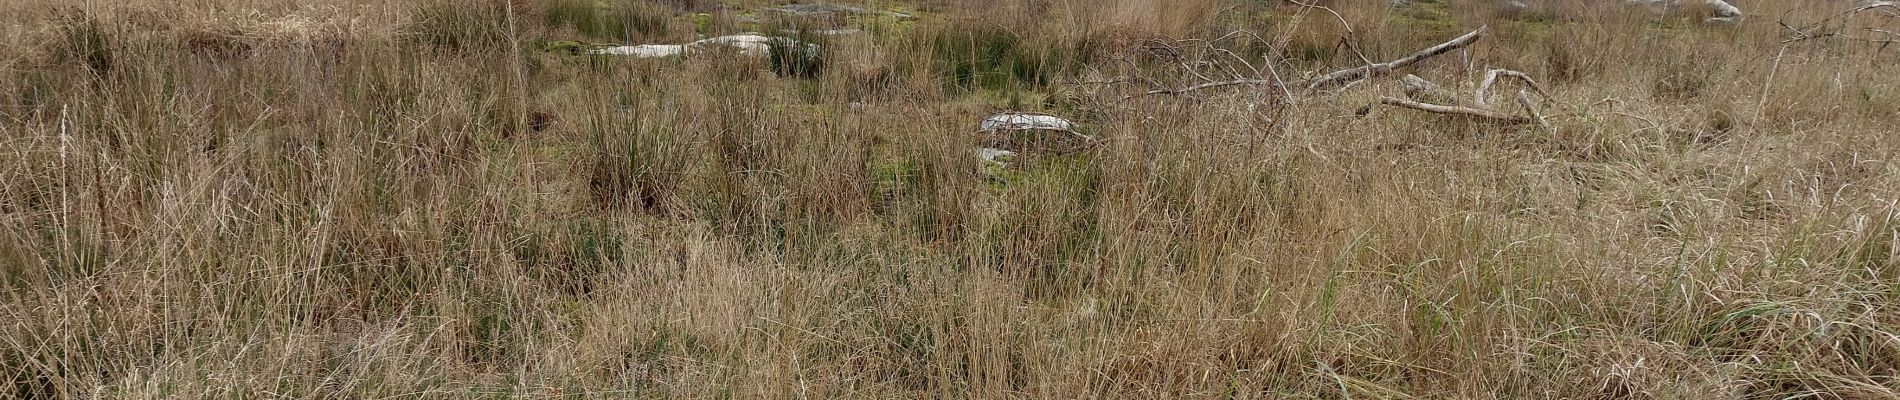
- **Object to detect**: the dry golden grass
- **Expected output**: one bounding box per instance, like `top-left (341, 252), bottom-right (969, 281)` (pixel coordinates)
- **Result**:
top-left (1, 0), bottom-right (1897, 398)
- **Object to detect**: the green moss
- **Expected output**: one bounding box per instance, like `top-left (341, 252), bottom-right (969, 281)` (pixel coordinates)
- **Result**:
top-left (981, 158), bottom-right (1022, 188)
top-left (870, 158), bottom-right (920, 193)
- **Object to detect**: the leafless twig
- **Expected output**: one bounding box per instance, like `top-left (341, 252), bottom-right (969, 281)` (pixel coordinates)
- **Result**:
top-left (1379, 71), bottom-right (1555, 128)
top-left (1304, 26), bottom-right (1488, 92)
top-left (1379, 96), bottom-right (1529, 124)
top-left (1132, 26), bottom-right (1488, 99)
top-left (1516, 90), bottom-right (1550, 130)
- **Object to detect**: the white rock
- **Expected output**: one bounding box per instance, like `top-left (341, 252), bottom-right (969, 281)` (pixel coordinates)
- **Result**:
top-left (1702, 0), bottom-right (1743, 21)
top-left (779, 28), bottom-right (863, 36)
top-left (689, 34), bottom-right (776, 55)
top-left (1401, 74), bottom-right (1438, 95)
top-left (979, 113), bottom-right (1075, 132)
top-left (976, 147), bottom-right (1017, 163)
top-left (588, 34), bottom-right (813, 58)
top-left (589, 44), bottom-right (685, 57)
top-left (1625, 0), bottom-right (1743, 24)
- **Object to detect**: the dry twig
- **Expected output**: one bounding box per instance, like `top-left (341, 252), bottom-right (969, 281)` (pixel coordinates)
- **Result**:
top-left (1133, 26), bottom-right (1488, 99)
top-left (1378, 71), bottom-right (1556, 128)
top-left (1516, 90), bottom-right (1550, 130)
top-left (1379, 96), bottom-right (1529, 123)
top-left (1304, 26), bottom-right (1488, 92)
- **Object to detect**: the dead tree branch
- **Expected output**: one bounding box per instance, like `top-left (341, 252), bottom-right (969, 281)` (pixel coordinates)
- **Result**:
top-left (1779, 2), bottom-right (1900, 44)
top-left (1401, 74), bottom-right (1462, 105)
top-left (1475, 69), bottom-right (1552, 108)
top-left (1515, 90), bottom-right (1550, 130)
top-left (1379, 96), bottom-right (1529, 124)
top-left (1378, 70), bottom-right (1557, 128)
top-left (1132, 26), bottom-right (1488, 99)
top-left (1304, 26), bottom-right (1488, 92)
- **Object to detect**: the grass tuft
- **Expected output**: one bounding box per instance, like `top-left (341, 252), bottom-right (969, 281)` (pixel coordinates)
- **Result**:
top-left (0, 1), bottom-right (1896, 398)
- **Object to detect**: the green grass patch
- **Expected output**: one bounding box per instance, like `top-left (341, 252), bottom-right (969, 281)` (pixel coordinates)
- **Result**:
top-left (542, 0), bottom-right (674, 42)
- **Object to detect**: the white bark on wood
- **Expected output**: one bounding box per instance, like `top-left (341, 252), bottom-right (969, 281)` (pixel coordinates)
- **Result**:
top-left (1305, 26), bottom-right (1489, 92)
top-left (1401, 74), bottom-right (1463, 105)
top-left (1134, 26), bottom-right (1487, 98)
top-left (1474, 69), bottom-right (1552, 108)
top-left (1379, 96), bottom-right (1529, 124)
top-left (1401, 74), bottom-right (1438, 96)
top-left (1515, 90), bottom-right (1550, 130)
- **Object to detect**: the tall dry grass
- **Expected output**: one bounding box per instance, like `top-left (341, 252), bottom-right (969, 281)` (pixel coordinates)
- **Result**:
top-left (1, 0), bottom-right (1896, 398)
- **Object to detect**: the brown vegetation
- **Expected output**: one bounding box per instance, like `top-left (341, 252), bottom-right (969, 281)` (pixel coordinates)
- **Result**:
top-left (0, 0), bottom-right (1896, 398)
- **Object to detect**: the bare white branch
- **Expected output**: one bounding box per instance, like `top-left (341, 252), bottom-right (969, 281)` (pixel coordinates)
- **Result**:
top-left (1475, 69), bottom-right (1552, 108)
top-left (1516, 90), bottom-right (1550, 130)
top-left (1379, 96), bottom-right (1530, 124)
top-left (1305, 26), bottom-right (1488, 92)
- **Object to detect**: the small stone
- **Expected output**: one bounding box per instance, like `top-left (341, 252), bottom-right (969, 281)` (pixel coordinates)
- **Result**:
top-left (1624, 0), bottom-right (1744, 24)
top-left (974, 112), bottom-right (1094, 162)
top-left (977, 147), bottom-right (1017, 164)
top-left (589, 44), bottom-right (685, 57)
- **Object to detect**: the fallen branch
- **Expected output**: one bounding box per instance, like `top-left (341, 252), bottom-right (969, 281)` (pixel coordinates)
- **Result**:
top-left (1305, 26), bottom-right (1488, 92)
top-left (1134, 78), bottom-right (1277, 98)
top-left (1475, 69), bottom-right (1552, 108)
top-left (1779, 1), bottom-right (1900, 44)
top-left (1400, 74), bottom-right (1437, 97)
top-left (1379, 96), bottom-right (1529, 124)
top-left (1131, 26), bottom-right (1487, 99)
top-left (1400, 74), bottom-right (1462, 105)
top-left (1264, 58), bottom-right (1297, 105)
top-left (1515, 90), bottom-right (1550, 130)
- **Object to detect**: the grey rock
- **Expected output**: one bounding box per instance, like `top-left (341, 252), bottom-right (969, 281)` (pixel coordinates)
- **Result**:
top-left (979, 112), bottom-right (1076, 132)
top-left (974, 112), bottom-right (1095, 161)
top-left (977, 147), bottom-right (1017, 164)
